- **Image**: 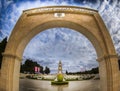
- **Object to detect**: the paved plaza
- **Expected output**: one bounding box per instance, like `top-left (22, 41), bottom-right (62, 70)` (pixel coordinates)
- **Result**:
top-left (20, 79), bottom-right (100, 91)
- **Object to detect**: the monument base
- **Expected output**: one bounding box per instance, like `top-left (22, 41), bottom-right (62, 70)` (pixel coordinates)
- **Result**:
top-left (51, 81), bottom-right (68, 85)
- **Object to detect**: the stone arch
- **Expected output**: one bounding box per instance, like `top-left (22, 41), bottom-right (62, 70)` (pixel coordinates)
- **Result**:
top-left (0, 6), bottom-right (119, 91)
top-left (17, 20), bottom-right (102, 57)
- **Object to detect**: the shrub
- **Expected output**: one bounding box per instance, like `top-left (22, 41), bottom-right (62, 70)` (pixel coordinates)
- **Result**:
top-left (57, 74), bottom-right (63, 82)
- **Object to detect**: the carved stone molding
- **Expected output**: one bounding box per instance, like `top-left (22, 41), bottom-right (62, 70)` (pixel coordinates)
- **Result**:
top-left (97, 54), bottom-right (118, 62)
top-left (2, 53), bottom-right (22, 61)
top-left (23, 6), bottom-right (97, 16)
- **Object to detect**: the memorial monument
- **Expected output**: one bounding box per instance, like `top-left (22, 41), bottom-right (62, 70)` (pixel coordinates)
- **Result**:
top-left (51, 61), bottom-right (68, 85)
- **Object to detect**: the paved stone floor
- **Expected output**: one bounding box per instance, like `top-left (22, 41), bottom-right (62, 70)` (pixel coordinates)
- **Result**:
top-left (19, 79), bottom-right (100, 91)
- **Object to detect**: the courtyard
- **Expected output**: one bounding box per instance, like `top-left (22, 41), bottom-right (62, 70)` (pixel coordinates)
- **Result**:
top-left (20, 79), bottom-right (100, 91)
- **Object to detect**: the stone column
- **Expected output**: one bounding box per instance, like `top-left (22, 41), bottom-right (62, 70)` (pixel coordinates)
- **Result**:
top-left (0, 53), bottom-right (22, 91)
top-left (97, 54), bottom-right (119, 91)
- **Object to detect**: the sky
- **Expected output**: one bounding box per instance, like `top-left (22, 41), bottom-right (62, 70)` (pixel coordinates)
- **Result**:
top-left (0, 0), bottom-right (120, 73)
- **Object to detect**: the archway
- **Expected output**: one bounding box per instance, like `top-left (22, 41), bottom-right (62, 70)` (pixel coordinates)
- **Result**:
top-left (0, 6), bottom-right (119, 91)
top-left (20, 27), bottom-right (99, 91)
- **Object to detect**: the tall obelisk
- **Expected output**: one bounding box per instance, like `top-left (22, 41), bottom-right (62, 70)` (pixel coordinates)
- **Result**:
top-left (58, 61), bottom-right (62, 74)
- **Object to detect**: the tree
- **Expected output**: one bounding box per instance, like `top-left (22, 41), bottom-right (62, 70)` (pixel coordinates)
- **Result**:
top-left (40, 66), bottom-right (44, 74)
top-left (44, 66), bottom-right (50, 74)
top-left (118, 59), bottom-right (120, 70)
top-left (91, 67), bottom-right (99, 74)
top-left (67, 67), bottom-right (99, 75)
top-left (20, 59), bottom-right (44, 74)
top-left (0, 37), bottom-right (7, 68)
top-left (66, 70), bottom-right (68, 75)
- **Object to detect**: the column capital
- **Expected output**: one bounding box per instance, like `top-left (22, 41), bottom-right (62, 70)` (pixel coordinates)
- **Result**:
top-left (2, 52), bottom-right (22, 61)
top-left (97, 54), bottom-right (118, 62)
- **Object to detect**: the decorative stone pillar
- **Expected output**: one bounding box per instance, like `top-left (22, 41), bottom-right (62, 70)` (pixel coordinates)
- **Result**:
top-left (0, 53), bottom-right (22, 91)
top-left (97, 54), bottom-right (119, 91)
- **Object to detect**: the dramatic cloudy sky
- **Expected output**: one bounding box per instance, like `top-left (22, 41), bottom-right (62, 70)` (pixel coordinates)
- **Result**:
top-left (0, 0), bottom-right (120, 73)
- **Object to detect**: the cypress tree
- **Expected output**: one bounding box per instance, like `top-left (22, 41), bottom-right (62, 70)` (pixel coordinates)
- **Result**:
top-left (0, 37), bottom-right (7, 68)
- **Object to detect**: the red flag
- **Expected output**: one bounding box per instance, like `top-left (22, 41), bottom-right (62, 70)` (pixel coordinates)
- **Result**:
top-left (35, 66), bottom-right (38, 72)
top-left (37, 67), bottom-right (40, 72)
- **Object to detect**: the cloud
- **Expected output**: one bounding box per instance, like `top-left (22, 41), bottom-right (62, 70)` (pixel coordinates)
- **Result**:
top-left (23, 28), bottom-right (98, 73)
top-left (0, 0), bottom-right (120, 73)
top-left (99, 0), bottom-right (120, 55)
